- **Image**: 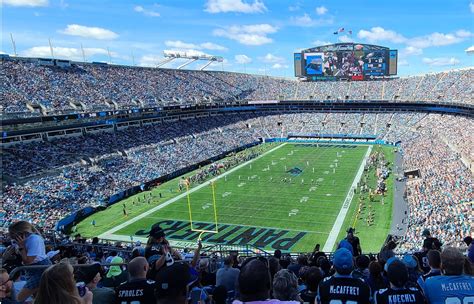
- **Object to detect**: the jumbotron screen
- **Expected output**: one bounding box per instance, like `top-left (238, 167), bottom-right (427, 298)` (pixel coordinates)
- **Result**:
top-left (295, 43), bottom-right (397, 80)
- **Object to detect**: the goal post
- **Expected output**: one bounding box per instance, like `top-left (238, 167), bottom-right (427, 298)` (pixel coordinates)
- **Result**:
top-left (185, 180), bottom-right (219, 240)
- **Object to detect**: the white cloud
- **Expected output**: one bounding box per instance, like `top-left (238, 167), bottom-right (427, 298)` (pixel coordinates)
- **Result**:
top-left (312, 40), bottom-right (331, 46)
top-left (200, 42), bottom-right (228, 51)
top-left (134, 5), bottom-right (160, 17)
top-left (455, 29), bottom-right (472, 38)
top-left (205, 0), bottom-right (266, 13)
top-left (60, 24), bottom-right (118, 40)
top-left (260, 53), bottom-right (285, 63)
top-left (288, 4), bottom-right (300, 11)
top-left (165, 40), bottom-right (199, 49)
top-left (357, 27), bottom-right (407, 43)
top-left (470, 2), bottom-right (474, 13)
top-left (3, 0), bottom-right (48, 7)
top-left (22, 46), bottom-right (115, 61)
top-left (358, 27), bottom-right (472, 50)
top-left (235, 54), bottom-right (252, 64)
top-left (138, 54), bottom-right (163, 67)
top-left (422, 57), bottom-right (460, 66)
top-left (465, 46), bottom-right (474, 54)
top-left (338, 35), bottom-right (353, 43)
top-left (408, 32), bottom-right (466, 48)
top-left (291, 14), bottom-right (333, 27)
top-left (398, 59), bottom-right (409, 66)
top-left (315, 6), bottom-right (328, 15)
top-left (402, 46), bottom-right (423, 56)
top-left (213, 24), bottom-right (278, 45)
top-left (271, 63), bottom-right (289, 69)
top-left (164, 40), bottom-right (227, 51)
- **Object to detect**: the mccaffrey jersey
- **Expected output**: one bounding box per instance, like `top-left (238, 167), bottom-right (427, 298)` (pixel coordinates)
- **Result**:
top-left (115, 278), bottom-right (156, 304)
top-left (374, 287), bottom-right (425, 304)
top-left (318, 275), bottom-right (371, 304)
top-left (423, 275), bottom-right (474, 304)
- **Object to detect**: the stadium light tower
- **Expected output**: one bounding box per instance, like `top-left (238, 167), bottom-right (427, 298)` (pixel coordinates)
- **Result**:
top-left (158, 50), bottom-right (224, 70)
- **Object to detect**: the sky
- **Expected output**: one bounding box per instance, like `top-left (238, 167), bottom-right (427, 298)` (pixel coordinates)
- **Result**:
top-left (1, 0), bottom-right (473, 77)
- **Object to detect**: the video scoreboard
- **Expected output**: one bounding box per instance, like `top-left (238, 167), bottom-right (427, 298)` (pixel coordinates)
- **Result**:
top-left (294, 43), bottom-right (397, 81)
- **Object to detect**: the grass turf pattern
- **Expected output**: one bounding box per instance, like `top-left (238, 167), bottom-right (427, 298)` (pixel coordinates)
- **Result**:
top-left (76, 143), bottom-right (393, 253)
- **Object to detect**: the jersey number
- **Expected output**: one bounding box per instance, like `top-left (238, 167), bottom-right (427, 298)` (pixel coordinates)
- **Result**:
top-left (445, 296), bottom-right (474, 304)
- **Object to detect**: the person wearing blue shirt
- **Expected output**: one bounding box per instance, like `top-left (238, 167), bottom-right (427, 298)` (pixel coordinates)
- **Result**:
top-left (423, 247), bottom-right (474, 304)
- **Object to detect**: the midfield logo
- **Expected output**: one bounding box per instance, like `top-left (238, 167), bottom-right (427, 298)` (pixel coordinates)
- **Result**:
top-left (287, 167), bottom-right (303, 176)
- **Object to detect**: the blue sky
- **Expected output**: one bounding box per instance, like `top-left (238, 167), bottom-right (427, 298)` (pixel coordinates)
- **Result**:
top-left (2, 0), bottom-right (473, 77)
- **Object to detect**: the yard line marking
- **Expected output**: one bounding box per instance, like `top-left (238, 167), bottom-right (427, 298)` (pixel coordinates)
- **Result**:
top-left (322, 145), bottom-right (373, 252)
top-left (98, 143), bottom-right (287, 240)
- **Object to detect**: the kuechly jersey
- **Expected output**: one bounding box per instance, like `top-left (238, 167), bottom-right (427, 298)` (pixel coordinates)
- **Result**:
top-left (374, 287), bottom-right (425, 304)
top-left (423, 275), bottom-right (474, 304)
top-left (115, 278), bottom-right (156, 304)
top-left (318, 275), bottom-right (371, 304)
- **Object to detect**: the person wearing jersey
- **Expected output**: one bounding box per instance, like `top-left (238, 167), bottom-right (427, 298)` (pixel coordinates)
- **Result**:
top-left (115, 257), bottom-right (155, 304)
top-left (417, 250), bottom-right (442, 291)
top-left (423, 247), bottom-right (474, 304)
top-left (317, 248), bottom-right (371, 304)
top-left (374, 259), bottom-right (425, 304)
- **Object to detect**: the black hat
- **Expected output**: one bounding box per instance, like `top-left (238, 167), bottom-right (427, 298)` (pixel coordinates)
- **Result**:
top-left (75, 263), bottom-right (101, 284)
top-left (387, 260), bottom-right (409, 288)
top-left (148, 223), bottom-right (165, 239)
top-left (154, 261), bottom-right (190, 298)
top-left (347, 227), bottom-right (355, 234)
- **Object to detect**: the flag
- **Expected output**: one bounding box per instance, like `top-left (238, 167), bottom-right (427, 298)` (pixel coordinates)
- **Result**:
top-left (348, 30), bottom-right (353, 35)
top-left (333, 31), bottom-right (338, 35)
top-left (338, 27), bottom-right (345, 33)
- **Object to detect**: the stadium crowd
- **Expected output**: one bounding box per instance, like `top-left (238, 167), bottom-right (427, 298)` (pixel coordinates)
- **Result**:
top-left (1, 221), bottom-right (473, 304)
top-left (1, 58), bottom-right (473, 115)
top-left (1, 113), bottom-right (472, 253)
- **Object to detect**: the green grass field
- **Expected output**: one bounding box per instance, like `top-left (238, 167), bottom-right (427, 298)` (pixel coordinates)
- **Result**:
top-left (76, 143), bottom-right (394, 253)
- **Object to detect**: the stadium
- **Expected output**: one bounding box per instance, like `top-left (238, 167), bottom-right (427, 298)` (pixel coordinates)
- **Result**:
top-left (1, 1), bottom-right (473, 304)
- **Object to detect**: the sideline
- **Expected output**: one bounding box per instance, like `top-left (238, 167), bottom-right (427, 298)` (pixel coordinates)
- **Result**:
top-left (98, 143), bottom-right (287, 240)
top-left (322, 145), bottom-right (373, 252)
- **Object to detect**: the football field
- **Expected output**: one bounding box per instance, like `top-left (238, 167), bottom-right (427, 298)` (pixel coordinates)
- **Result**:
top-left (77, 143), bottom-right (394, 253)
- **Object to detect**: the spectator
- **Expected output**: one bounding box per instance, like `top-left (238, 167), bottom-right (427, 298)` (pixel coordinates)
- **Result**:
top-left (379, 241), bottom-right (397, 263)
top-left (417, 250), bottom-right (442, 291)
top-left (34, 262), bottom-right (93, 304)
top-left (345, 228), bottom-right (362, 256)
top-left (102, 256), bottom-right (128, 288)
top-left (212, 285), bottom-right (228, 304)
top-left (288, 254), bottom-right (307, 276)
top-left (463, 236), bottom-right (474, 264)
top-left (8, 221), bottom-right (51, 302)
top-left (272, 269), bottom-right (301, 302)
top-left (423, 247), bottom-right (474, 303)
top-left (75, 262), bottom-right (115, 304)
top-left (115, 257), bottom-right (155, 304)
top-left (367, 261), bottom-right (389, 296)
top-left (216, 255), bottom-right (239, 294)
top-left (234, 257), bottom-right (299, 304)
top-left (154, 261), bottom-right (190, 304)
top-left (145, 224), bottom-right (175, 278)
top-left (0, 269), bottom-right (13, 303)
top-left (374, 260), bottom-right (424, 304)
top-left (299, 266), bottom-right (323, 303)
top-left (401, 255), bottom-right (422, 288)
top-left (317, 248), bottom-right (371, 304)
top-left (352, 255), bottom-right (370, 280)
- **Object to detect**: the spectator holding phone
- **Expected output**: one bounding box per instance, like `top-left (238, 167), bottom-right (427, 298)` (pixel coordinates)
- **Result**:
top-left (8, 221), bottom-right (51, 302)
top-left (35, 262), bottom-right (93, 304)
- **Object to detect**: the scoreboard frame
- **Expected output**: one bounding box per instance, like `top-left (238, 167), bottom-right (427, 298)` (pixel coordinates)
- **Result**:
top-left (294, 43), bottom-right (397, 81)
